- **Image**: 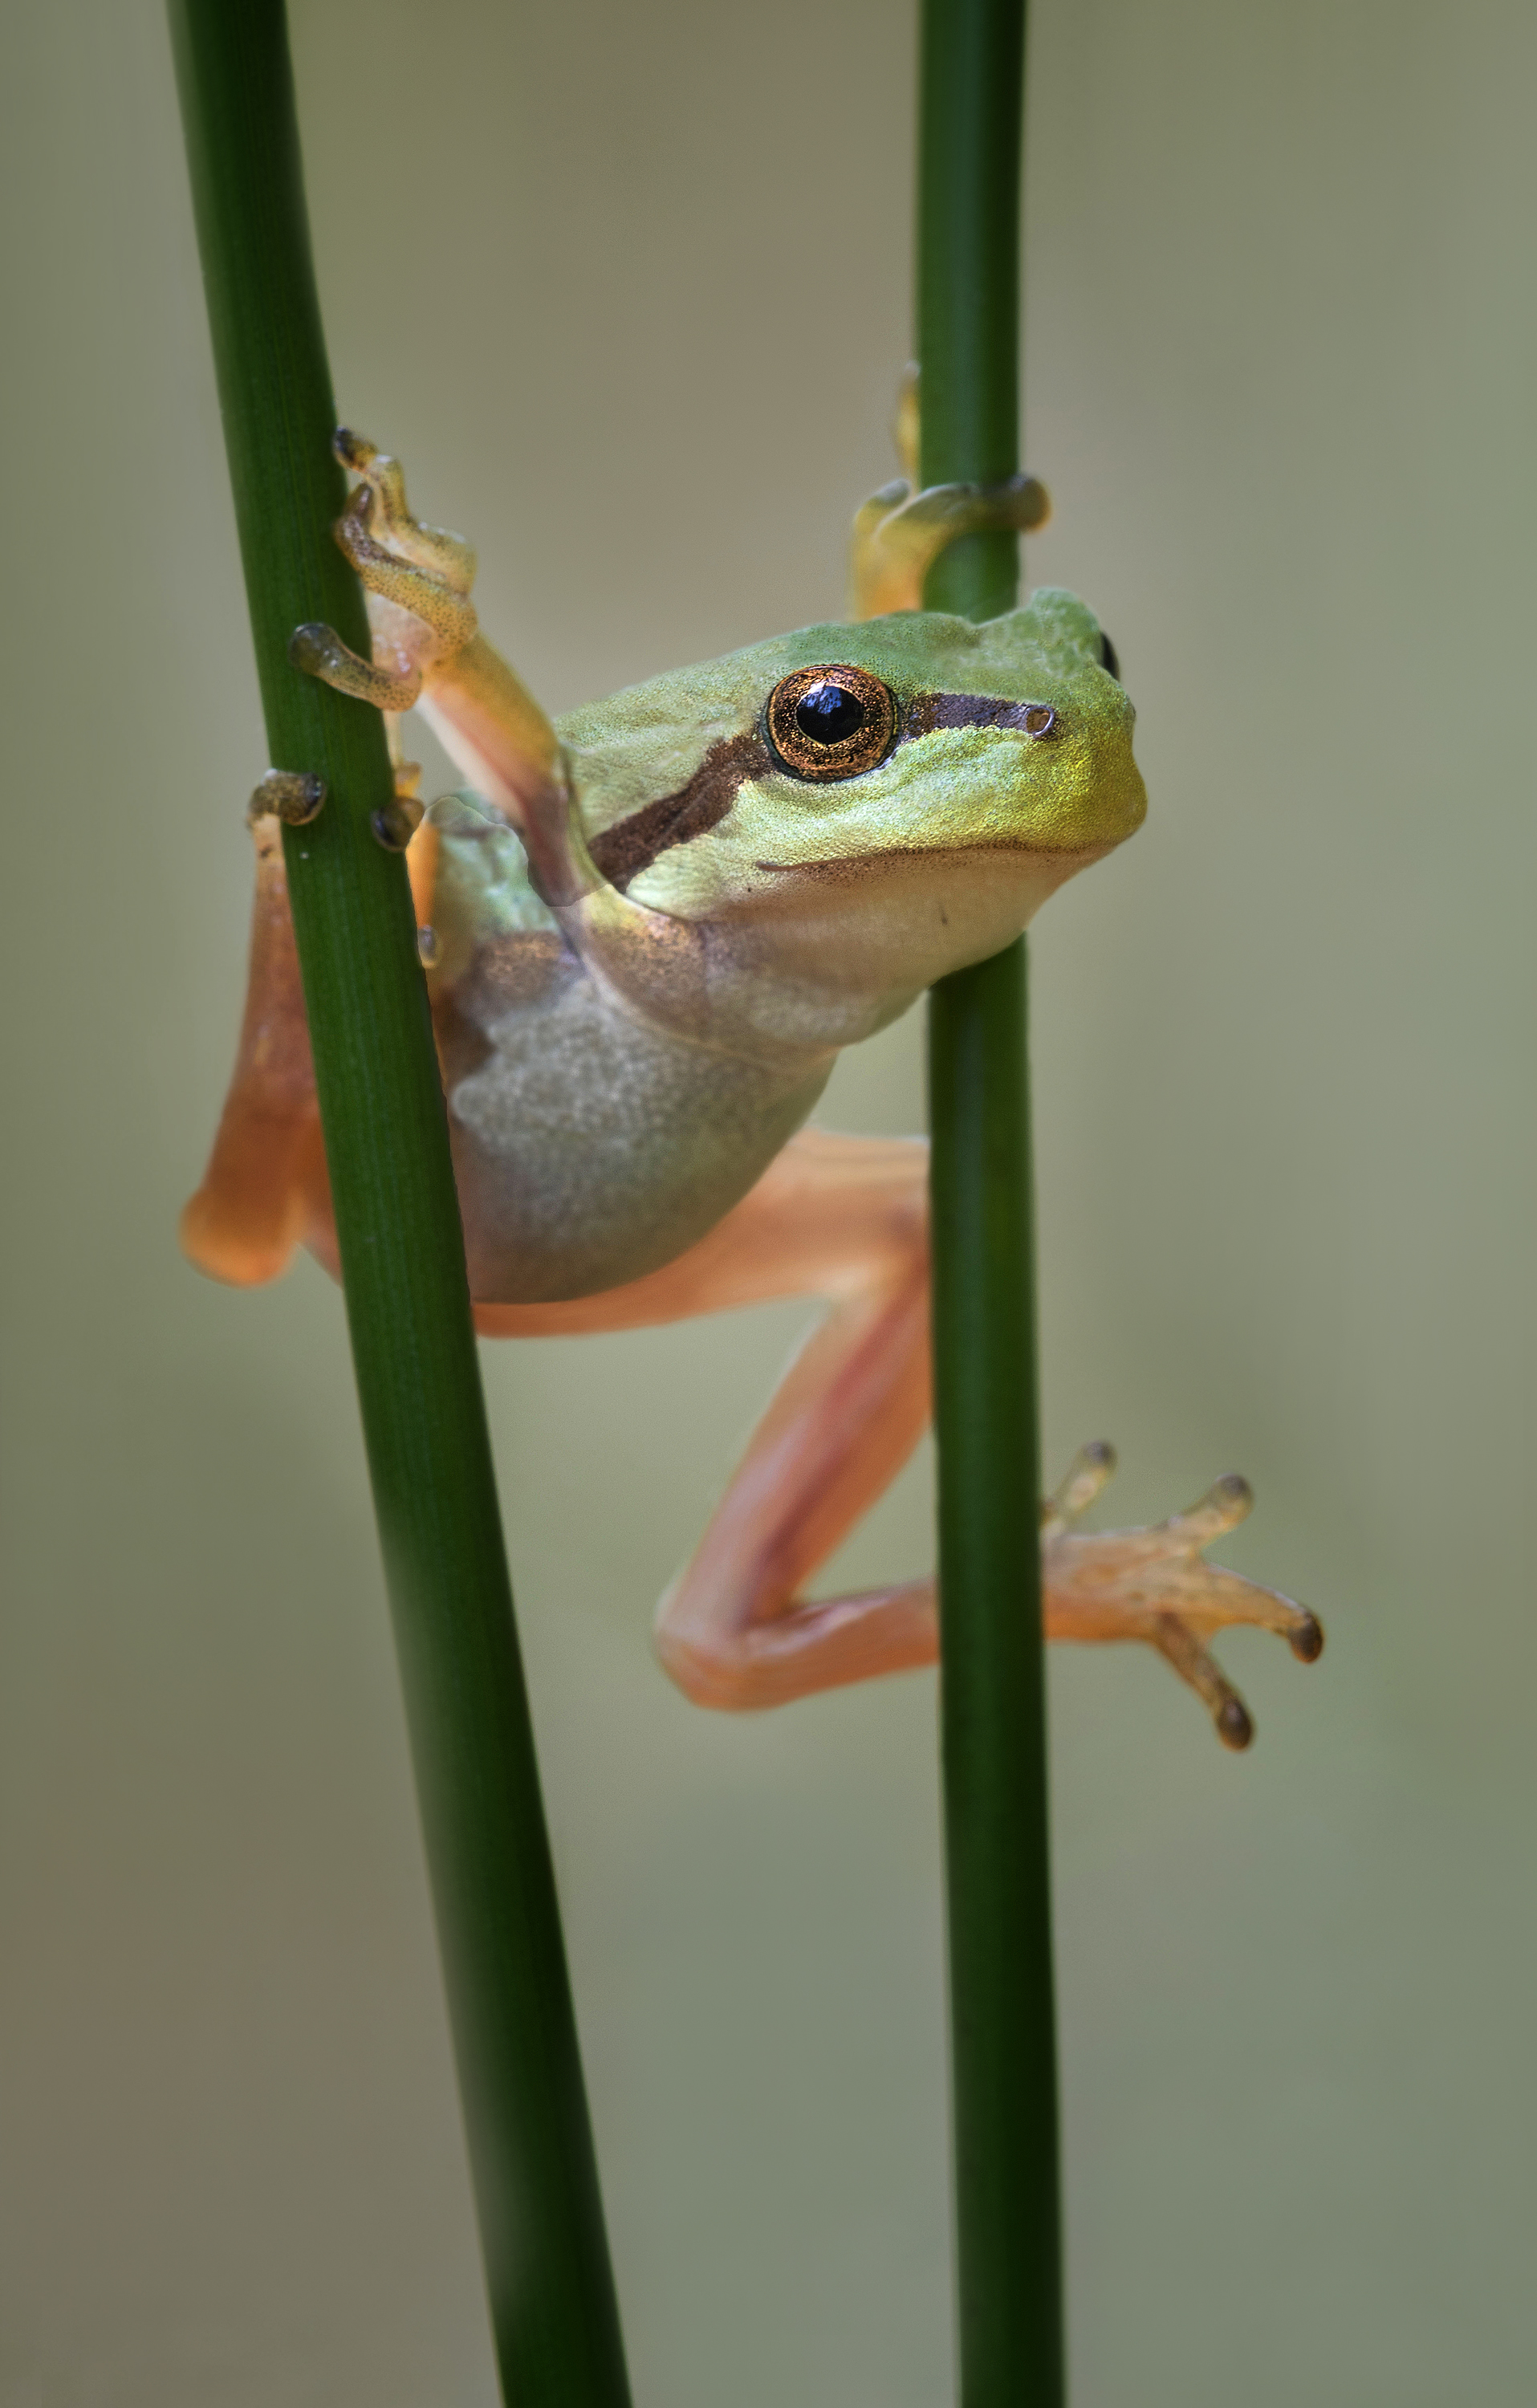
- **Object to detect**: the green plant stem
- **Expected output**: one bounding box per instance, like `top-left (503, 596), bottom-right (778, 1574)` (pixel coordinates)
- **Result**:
top-left (167, 7), bottom-right (631, 2402)
top-left (919, 2), bottom-right (1064, 2403)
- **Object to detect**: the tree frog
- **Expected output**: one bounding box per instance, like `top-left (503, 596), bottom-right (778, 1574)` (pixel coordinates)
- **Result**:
top-left (182, 393), bottom-right (1321, 1747)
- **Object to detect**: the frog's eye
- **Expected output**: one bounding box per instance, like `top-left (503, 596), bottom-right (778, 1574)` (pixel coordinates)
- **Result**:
top-left (765, 664), bottom-right (897, 782)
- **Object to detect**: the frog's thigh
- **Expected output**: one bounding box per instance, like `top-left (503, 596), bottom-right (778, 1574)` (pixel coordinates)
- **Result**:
top-left (181, 821), bottom-right (327, 1286)
top-left (181, 822), bottom-right (438, 1289)
top-left (478, 1129), bottom-right (939, 1710)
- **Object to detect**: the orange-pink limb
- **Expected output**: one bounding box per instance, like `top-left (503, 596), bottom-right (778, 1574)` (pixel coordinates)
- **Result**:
top-left (181, 816), bottom-right (433, 1287)
top-left (180, 816), bottom-right (328, 1286)
top-left (476, 1131), bottom-right (1321, 1746)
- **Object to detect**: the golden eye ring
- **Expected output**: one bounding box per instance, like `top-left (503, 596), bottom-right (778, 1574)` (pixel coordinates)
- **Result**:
top-left (765, 663), bottom-right (897, 782)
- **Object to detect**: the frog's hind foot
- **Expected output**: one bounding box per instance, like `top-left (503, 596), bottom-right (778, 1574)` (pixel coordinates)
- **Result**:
top-left (1042, 1446), bottom-right (1324, 1751)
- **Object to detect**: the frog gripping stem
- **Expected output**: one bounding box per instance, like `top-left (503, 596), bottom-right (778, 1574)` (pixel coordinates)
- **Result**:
top-left (288, 618), bottom-right (422, 711)
top-left (244, 767), bottom-right (326, 828)
top-left (848, 464), bottom-right (1051, 620)
top-left (286, 432), bottom-right (481, 718)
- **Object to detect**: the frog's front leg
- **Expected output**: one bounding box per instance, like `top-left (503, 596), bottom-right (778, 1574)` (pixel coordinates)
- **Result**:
top-left (293, 430), bottom-right (564, 837)
top-left (477, 1131), bottom-right (1321, 1748)
top-left (185, 434), bottom-right (572, 1285)
top-left (848, 367), bottom-right (1051, 619)
top-left (848, 472), bottom-right (1052, 619)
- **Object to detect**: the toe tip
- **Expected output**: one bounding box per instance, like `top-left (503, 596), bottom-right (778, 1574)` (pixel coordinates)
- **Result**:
top-left (1289, 1613), bottom-right (1325, 1664)
top-left (1217, 1697), bottom-right (1254, 1751)
top-left (288, 621), bottom-right (330, 671)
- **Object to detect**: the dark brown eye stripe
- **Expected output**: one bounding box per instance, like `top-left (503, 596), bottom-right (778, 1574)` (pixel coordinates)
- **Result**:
top-left (588, 730), bottom-right (770, 892)
top-left (903, 691), bottom-right (1058, 740)
top-left (587, 686), bottom-right (1056, 894)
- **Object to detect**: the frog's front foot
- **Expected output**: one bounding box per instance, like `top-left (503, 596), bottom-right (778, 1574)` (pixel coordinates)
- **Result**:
top-left (245, 767), bottom-right (327, 828)
top-left (290, 429), bottom-right (479, 715)
top-left (847, 365), bottom-right (1052, 620)
top-left (1042, 1442), bottom-right (1323, 1750)
top-left (849, 470), bottom-right (1051, 619)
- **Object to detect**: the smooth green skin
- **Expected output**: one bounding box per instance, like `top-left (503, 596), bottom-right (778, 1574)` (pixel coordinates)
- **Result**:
top-left (444, 597), bottom-right (1143, 1039)
top-left (425, 594), bottom-right (1143, 1307)
top-left (570, 599), bottom-right (1140, 931)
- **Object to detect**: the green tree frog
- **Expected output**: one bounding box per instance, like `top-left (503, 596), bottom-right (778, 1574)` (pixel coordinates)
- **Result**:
top-left (182, 396), bottom-right (1321, 1747)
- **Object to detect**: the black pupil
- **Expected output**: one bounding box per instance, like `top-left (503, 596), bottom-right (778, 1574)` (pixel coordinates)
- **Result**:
top-left (795, 681), bottom-right (866, 745)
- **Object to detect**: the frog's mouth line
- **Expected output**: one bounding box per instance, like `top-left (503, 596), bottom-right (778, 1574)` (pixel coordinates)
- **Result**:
top-left (586, 694), bottom-right (1066, 894)
top-left (748, 840), bottom-right (1115, 884)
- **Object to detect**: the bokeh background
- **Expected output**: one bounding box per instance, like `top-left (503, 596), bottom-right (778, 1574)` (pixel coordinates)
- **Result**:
top-left (4, 2), bottom-right (1536, 2402)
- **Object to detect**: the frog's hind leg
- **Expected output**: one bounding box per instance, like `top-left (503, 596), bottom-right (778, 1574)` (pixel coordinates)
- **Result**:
top-left (180, 811), bottom-right (329, 1287)
top-left (478, 1131), bottom-right (1321, 1743)
top-left (477, 1129), bottom-right (940, 1708)
top-left (181, 794), bottom-right (441, 1287)
top-left (652, 1135), bottom-right (937, 1710)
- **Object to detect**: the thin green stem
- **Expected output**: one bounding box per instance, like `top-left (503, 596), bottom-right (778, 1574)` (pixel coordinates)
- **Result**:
top-left (919, 2), bottom-right (1064, 2403)
top-left (166, 7), bottom-right (631, 2402)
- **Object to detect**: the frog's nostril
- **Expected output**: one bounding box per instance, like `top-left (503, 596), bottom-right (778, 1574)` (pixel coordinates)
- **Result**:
top-left (1023, 706), bottom-right (1055, 737)
top-left (1099, 630), bottom-right (1121, 681)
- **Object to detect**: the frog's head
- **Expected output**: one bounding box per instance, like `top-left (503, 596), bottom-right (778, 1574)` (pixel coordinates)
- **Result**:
top-left (558, 591), bottom-right (1145, 1050)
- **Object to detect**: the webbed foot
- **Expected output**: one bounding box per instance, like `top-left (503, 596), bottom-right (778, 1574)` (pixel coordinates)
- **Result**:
top-left (1042, 1442), bottom-right (1323, 1750)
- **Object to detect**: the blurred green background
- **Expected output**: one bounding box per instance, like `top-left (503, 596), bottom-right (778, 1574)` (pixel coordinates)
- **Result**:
top-left (3, 2), bottom-right (1535, 2402)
